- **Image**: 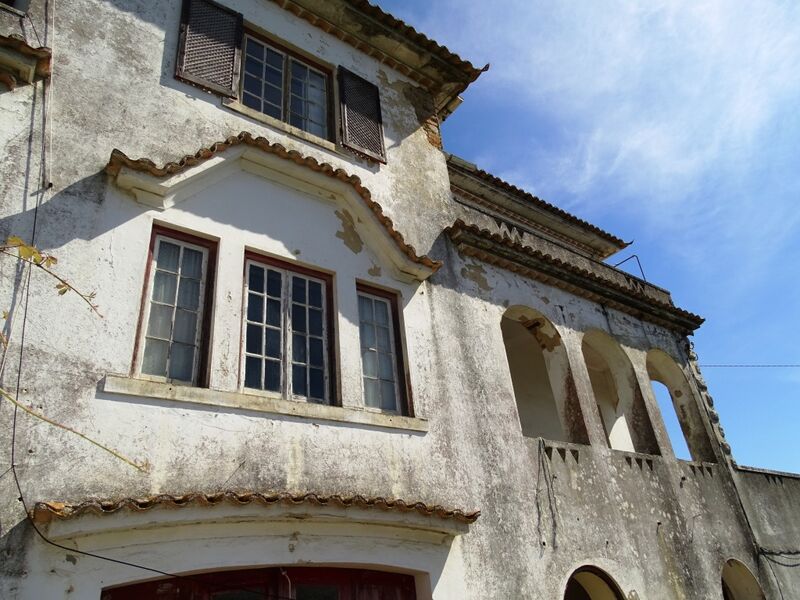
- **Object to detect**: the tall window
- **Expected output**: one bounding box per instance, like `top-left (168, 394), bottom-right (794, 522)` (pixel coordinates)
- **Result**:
top-left (242, 34), bottom-right (329, 139)
top-left (356, 284), bottom-right (409, 415)
top-left (138, 229), bottom-right (215, 385)
top-left (243, 255), bottom-right (333, 404)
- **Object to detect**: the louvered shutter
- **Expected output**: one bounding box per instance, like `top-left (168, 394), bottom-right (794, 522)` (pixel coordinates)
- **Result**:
top-left (175, 0), bottom-right (243, 97)
top-left (339, 67), bottom-right (386, 162)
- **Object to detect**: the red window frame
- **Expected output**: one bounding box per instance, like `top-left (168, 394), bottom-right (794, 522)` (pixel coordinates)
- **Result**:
top-left (356, 282), bottom-right (413, 417)
top-left (241, 251), bottom-right (338, 404)
top-left (132, 224), bottom-right (217, 387)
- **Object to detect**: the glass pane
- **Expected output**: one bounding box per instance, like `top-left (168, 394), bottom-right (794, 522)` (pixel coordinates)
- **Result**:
top-left (374, 300), bottom-right (389, 326)
top-left (379, 352), bottom-right (395, 380)
top-left (152, 271), bottom-right (177, 304)
top-left (309, 70), bottom-right (325, 90)
top-left (267, 270), bottom-right (281, 297)
top-left (292, 304), bottom-right (306, 333)
top-left (142, 338), bottom-right (168, 376)
top-left (266, 298), bottom-right (281, 327)
top-left (244, 356), bottom-right (261, 388)
top-left (291, 60), bottom-right (307, 79)
top-left (169, 343), bottom-right (195, 381)
top-left (247, 293), bottom-right (264, 323)
top-left (309, 84), bottom-right (325, 105)
top-left (265, 66), bottom-right (282, 86)
top-left (290, 113), bottom-right (304, 129)
top-left (156, 241), bottom-right (180, 271)
top-left (308, 309), bottom-right (322, 336)
top-left (296, 584), bottom-right (338, 600)
top-left (362, 349), bottom-right (377, 378)
top-left (181, 248), bottom-right (203, 279)
top-left (265, 359), bottom-right (281, 392)
top-left (292, 333), bottom-right (307, 362)
top-left (364, 378), bottom-right (380, 408)
top-left (266, 48), bottom-right (283, 69)
top-left (291, 78), bottom-right (305, 96)
top-left (377, 326), bottom-right (391, 351)
top-left (244, 73), bottom-right (261, 96)
top-left (360, 322), bottom-right (376, 349)
top-left (292, 277), bottom-right (306, 302)
top-left (309, 368), bottom-right (324, 400)
top-left (246, 39), bottom-right (264, 60)
top-left (265, 328), bottom-right (281, 358)
top-left (308, 121), bottom-right (326, 138)
top-left (246, 323), bottom-right (263, 355)
top-left (293, 365), bottom-right (307, 396)
top-left (381, 380), bottom-right (397, 411)
top-left (358, 295), bottom-right (373, 322)
top-left (308, 281), bottom-right (322, 307)
top-left (308, 102), bottom-right (325, 123)
top-left (147, 303), bottom-right (173, 339)
top-left (290, 95), bottom-right (304, 117)
top-left (309, 337), bottom-right (323, 367)
top-left (177, 277), bottom-right (200, 310)
top-left (243, 92), bottom-right (260, 111)
top-left (264, 103), bottom-right (281, 119)
top-left (244, 55), bottom-right (262, 76)
top-left (264, 84), bottom-right (282, 106)
top-left (248, 265), bottom-right (264, 293)
top-left (173, 309), bottom-right (197, 344)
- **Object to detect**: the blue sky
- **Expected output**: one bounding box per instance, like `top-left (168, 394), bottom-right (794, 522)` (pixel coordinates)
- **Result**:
top-left (379, 0), bottom-right (800, 472)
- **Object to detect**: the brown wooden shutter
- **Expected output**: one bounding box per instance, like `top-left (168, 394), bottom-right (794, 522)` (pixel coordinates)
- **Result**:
top-left (175, 0), bottom-right (243, 98)
top-left (338, 67), bottom-right (386, 162)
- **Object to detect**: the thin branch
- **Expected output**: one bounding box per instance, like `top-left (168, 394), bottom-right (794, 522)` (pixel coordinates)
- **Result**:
top-left (0, 386), bottom-right (148, 472)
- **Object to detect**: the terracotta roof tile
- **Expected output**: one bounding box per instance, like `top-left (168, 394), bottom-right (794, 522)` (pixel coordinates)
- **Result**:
top-left (105, 132), bottom-right (441, 274)
top-left (31, 491), bottom-right (480, 524)
top-left (447, 219), bottom-right (703, 334)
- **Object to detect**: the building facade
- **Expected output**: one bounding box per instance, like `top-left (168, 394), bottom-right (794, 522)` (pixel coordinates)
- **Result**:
top-left (0, 0), bottom-right (797, 598)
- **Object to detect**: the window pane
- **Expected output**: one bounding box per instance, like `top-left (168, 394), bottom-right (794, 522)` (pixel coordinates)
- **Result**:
top-left (309, 70), bottom-right (325, 90)
top-left (246, 324), bottom-right (263, 355)
top-left (169, 343), bottom-right (195, 381)
top-left (308, 122), bottom-right (326, 138)
top-left (265, 359), bottom-right (281, 392)
top-left (267, 270), bottom-right (281, 297)
top-left (247, 293), bottom-right (264, 323)
top-left (265, 48), bottom-right (282, 68)
top-left (173, 309), bottom-right (197, 345)
top-left (309, 368), bottom-right (324, 401)
top-left (244, 356), bottom-right (262, 389)
top-left (264, 84), bottom-right (282, 107)
top-left (380, 380), bottom-right (397, 411)
top-left (264, 103), bottom-right (281, 120)
top-left (309, 337), bottom-right (323, 367)
top-left (265, 328), bottom-right (281, 358)
top-left (292, 277), bottom-right (306, 302)
top-left (358, 295), bottom-right (373, 322)
top-left (308, 281), bottom-right (322, 307)
top-left (293, 333), bottom-right (307, 362)
top-left (152, 271), bottom-right (177, 304)
top-left (308, 309), bottom-right (322, 336)
top-left (156, 241), bottom-right (180, 272)
top-left (177, 278), bottom-right (200, 310)
top-left (290, 95), bottom-right (304, 117)
top-left (364, 378), bottom-right (380, 408)
top-left (266, 298), bottom-right (281, 327)
top-left (292, 304), bottom-right (306, 333)
top-left (291, 78), bottom-right (304, 96)
top-left (142, 338), bottom-right (168, 376)
top-left (244, 55), bottom-right (262, 76)
top-left (360, 322), bottom-right (375, 349)
top-left (248, 265), bottom-right (265, 293)
top-left (296, 584), bottom-right (338, 600)
top-left (246, 39), bottom-right (264, 60)
top-left (181, 248), bottom-right (203, 279)
top-left (293, 365), bottom-right (307, 396)
top-left (244, 73), bottom-right (261, 96)
top-left (379, 353), bottom-right (394, 380)
top-left (147, 304), bottom-right (173, 339)
top-left (376, 326), bottom-right (391, 351)
top-left (291, 60), bottom-right (307, 78)
top-left (243, 92), bottom-right (260, 111)
top-left (308, 102), bottom-right (325, 123)
top-left (374, 300), bottom-right (389, 326)
top-left (362, 349), bottom-right (377, 378)
top-left (290, 113), bottom-right (304, 129)
top-left (265, 66), bottom-right (282, 86)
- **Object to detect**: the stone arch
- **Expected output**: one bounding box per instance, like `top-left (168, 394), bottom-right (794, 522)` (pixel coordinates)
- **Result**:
top-left (647, 349), bottom-right (716, 462)
top-left (582, 330), bottom-right (659, 454)
top-left (501, 306), bottom-right (588, 444)
top-left (721, 559), bottom-right (765, 600)
top-left (564, 566), bottom-right (625, 600)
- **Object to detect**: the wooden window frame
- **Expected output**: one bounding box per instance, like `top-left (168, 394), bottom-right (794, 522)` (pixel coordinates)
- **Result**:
top-left (356, 282), bottom-right (413, 417)
top-left (132, 225), bottom-right (217, 387)
top-left (241, 251), bottom-right (338, 405)
top-left (240, 29), bottom-right (334, 142)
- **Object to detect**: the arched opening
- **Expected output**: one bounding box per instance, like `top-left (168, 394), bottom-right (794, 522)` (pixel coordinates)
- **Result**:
top-left (721, 559), bottom-right (765, 600)
top-left (501, 307), bottom-right (588, 444)
top-left (647, 349), bottom-right (716, 462)
top-left (582, 331), bottom-right (659, 454)
top-left (564, 567), bottom-right (624, 600)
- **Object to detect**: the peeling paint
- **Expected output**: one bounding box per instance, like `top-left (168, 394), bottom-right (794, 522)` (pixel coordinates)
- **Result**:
top-left (334, 208), bottom-right (363, 254)
top-left (461, 262), bottom-right (492, 291)
top-left (368, 263), bottom-right (381, 277)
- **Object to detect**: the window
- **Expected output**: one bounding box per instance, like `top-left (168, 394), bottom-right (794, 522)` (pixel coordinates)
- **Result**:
top-left (242, 254), bottom-right (334, 404)
top-left (137, 228), bottom-right (216, 386)
top-left (241, 35), bottom-right (329, 139)
top-left (356, 284), bottom-right (410, 415)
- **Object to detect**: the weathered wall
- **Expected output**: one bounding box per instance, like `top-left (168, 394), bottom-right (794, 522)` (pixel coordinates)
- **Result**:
top-left (0, 1), bottom-right (789, 599)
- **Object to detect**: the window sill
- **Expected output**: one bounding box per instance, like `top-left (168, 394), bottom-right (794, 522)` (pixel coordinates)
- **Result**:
top-left (223, 98), bottom-right (341, 156)
top-left (102, 374), bottom-right (428, 433)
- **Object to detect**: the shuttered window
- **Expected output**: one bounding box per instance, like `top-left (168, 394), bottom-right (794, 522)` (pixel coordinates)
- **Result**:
top-left (339, 67), bottom-right (386, 162)
top-left (175, 0), bottom-right (243, 97)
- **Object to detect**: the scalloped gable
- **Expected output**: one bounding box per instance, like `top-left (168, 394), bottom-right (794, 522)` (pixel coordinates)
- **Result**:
top-left (105, 132), bottom-right (441, 282)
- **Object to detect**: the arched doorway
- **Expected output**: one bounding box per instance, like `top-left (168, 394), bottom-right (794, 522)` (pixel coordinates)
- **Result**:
top-left (564, 567), bottom-right (624, 600)
top-left (721, 559), bottom-right (765, 600)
